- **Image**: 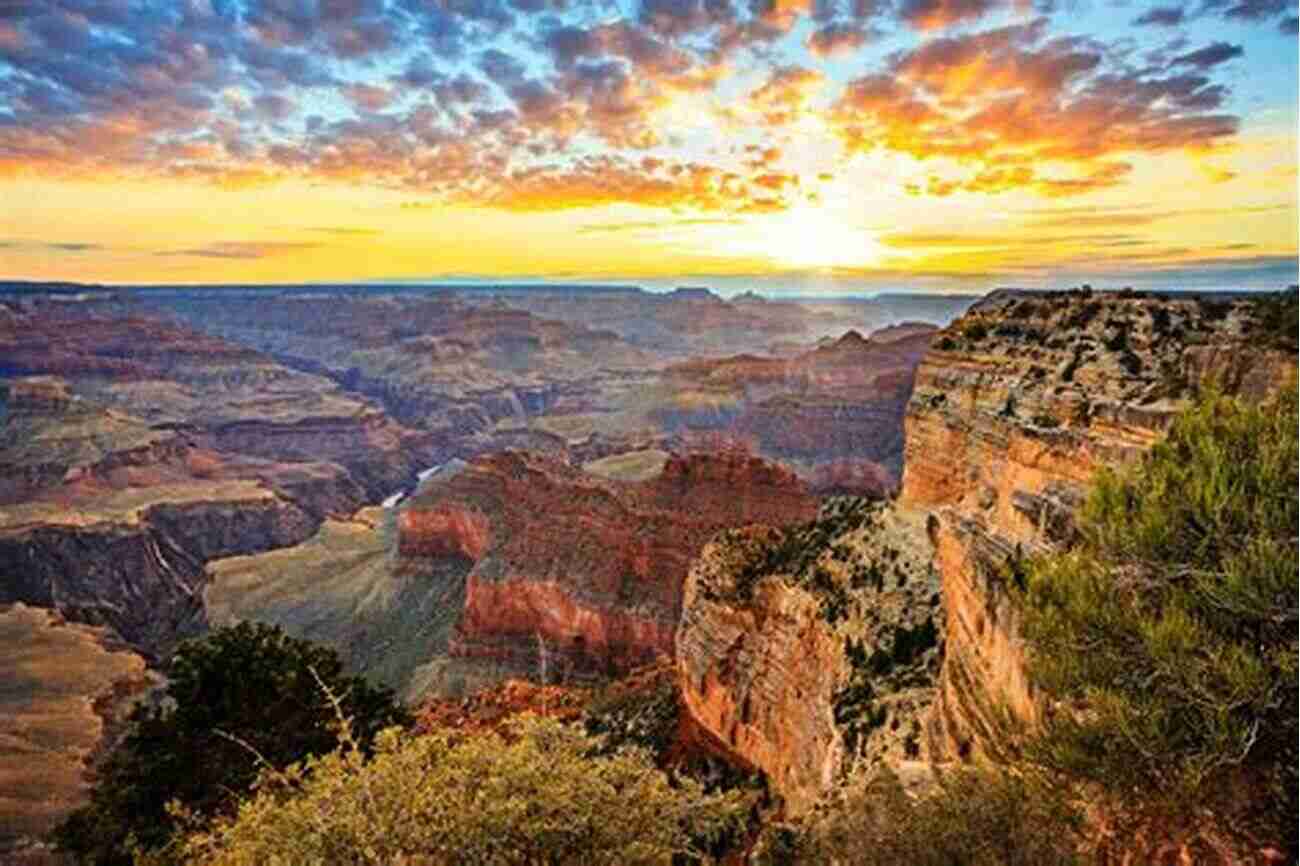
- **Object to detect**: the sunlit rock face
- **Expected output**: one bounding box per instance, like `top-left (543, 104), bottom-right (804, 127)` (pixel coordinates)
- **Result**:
top-left (899, 289), bottom-right (1296, 760)
top-left (674, 501), bottom-right (940, 817)
top-left (398, 449), bottom-right (818, 687)
top-left (672, 290), bottom-right (1295, 818)
top-left (0, 604), bottom-right (158, 857)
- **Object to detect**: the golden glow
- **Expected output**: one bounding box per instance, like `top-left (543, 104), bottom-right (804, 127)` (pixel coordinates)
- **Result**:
top-left (0, 125), bottom-right (1295, 286)
top-left (749, 204), bottom-right (882, 270)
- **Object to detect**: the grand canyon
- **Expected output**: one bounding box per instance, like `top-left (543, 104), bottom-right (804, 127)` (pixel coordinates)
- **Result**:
top-left (2, 0), bottom-right (1297, 861)
top-left (2, 280), bottom-right (1295, 864)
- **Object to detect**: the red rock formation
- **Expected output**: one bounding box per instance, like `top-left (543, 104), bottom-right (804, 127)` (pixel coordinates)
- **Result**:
top-left (398, 506), bottom-right (491, 560)
top-left (398, 450), bottom-right (818, 679)
top-left (678, 532), bottom-right (850, 816)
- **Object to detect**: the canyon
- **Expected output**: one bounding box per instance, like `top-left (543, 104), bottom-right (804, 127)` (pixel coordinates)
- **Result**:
top-left (206, 449), bottom-right (819, 700)
top-left (3, 281), bottom-right (1292, 859)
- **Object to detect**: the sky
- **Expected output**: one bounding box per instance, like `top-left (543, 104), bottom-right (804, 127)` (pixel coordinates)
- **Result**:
top-left (0, 0), bottom-right (1296, 293)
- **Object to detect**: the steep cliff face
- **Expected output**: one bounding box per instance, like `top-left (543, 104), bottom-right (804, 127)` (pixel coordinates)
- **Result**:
top-left (672, 289), bottom-right (1295, 817)
top-left (400, 450), bottom-right (819, 685)
top-left (676, 500), bottom-right (940, 816)
top-left (899, 289), bottom-right (1296, 760)
top-left (0, 491), bottom-right (318, 658)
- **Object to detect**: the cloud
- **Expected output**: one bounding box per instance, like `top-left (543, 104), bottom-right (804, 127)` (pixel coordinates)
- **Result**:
top-left (1133, 6), bottom-right (1185, 26)
top-left (1212, 0), bottom-right (1291, 21)
top-left (463, 154), bottom-right (796, 213)
top-left (307, 227), bottom-right (382, 235)
top-left (0, 0), bottom-right (1270, 212)
top-left (806, 22), bottom-right (869, 56)
top-left (749, 65), bottom-right (825, 125)
top-left (0, 239), bottom-right (104, 253)
top-left (830, 21), bottom-right (1241, 197)
top-left (158, 241), bottom-right (322, 259)
top-left (898, 0), bottom-right (1003, 30)
top-left (1172, 42), bottom-right (1244, 70)
top-left (343, 83), bottom-right (394, 112)
top-left (577, 217), bottom-right (741, 233)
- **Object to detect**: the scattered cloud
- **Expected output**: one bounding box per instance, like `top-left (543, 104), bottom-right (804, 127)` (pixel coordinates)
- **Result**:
top-left (157, 242), bottom-right (323, 259)
top-left (0, 0), bottom-right (1288, 214)
top-left (1172, 42), bottom-right (1245, 69)
top-left (1133, 7), bottom-right (1185, 26)
top-left (306, 227), bottom-right (382, 236)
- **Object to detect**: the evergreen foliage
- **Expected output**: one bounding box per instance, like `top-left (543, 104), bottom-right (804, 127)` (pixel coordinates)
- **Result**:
top-left (158, 715), bottom-right (748, 866)
top-left (54, 622), bottom-right (409, 866)
top-left (1018, 385), bottom-right (1299, 857)
top-left (784, 766), bottom-right (1083, 866)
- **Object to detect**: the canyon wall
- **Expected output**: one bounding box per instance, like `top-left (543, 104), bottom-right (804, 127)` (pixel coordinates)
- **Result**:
top-left (676, 501), bottom-right (940, 816)
top-left (673, 289), bottom-right (1295, 816)
top-left (899, 289), bottom-right (1296, 760)
top-left (400, 450), bottom-right (819, 689)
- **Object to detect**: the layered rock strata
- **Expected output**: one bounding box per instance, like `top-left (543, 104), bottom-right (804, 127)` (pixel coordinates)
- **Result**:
top-left (899, 289), bottom-right (1297, 760)
top-left (402, 450), bottom-right (819, 685)
top-left (676, 499), bottom-right (940, 816)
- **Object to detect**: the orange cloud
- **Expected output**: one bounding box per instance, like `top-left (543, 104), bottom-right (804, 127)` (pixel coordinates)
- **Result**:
top-left (750, 66), bottom-right (825, 126)
top-left (832, 23), bottom-right (1241, 198)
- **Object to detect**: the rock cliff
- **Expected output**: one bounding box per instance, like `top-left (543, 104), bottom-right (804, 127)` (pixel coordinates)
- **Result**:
top-left (0, 604), bottom-right (157, 858)
top-left (899, 289), bottom-right (1297, 760)
top-left (676, 498), bottom-right (939, 816)
top-left (659, 328), bottom-right (937, 496)
top-left (0, 486), bottom-right (319, 658)
top-left (401, 450), bottom-right (819, 688)
top-left (200, 449), bottom-right (817, 701)
top-left (673, 288), bottom-right (1295, 818)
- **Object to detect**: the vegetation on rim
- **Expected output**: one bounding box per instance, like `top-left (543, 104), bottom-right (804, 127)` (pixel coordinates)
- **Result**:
top-left (147, 715), bottom-right (749, 866)
top-left (1017, 383), bottom-right (1299, 860)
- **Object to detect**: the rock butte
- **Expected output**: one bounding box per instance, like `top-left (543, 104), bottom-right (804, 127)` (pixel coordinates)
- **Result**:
top-left (400, 449), bottom-right (820, 689)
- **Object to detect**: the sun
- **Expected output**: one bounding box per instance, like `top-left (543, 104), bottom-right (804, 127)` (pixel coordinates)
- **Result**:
top-left (764, 204), bottom-right (881, 270)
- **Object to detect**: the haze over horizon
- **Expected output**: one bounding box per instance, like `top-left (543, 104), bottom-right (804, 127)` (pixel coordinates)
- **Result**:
top-left (1, 0), bottom-right (1297, 292)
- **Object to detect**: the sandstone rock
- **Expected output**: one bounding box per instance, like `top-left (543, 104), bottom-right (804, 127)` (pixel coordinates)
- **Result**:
top-left (900, 289), bottom-right (1296, 760)
top-left (0, 603), bottom-right (158, 854)
top-left (676, 500), bottom-right (940, 816)
top-left (402, 449), bottom-right (819, 684)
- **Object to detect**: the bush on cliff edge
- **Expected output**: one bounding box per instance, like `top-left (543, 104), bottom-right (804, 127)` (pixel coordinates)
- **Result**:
top-left (151, 715), bottom-right (749, 866)
top-left (1019, 384), bottom-right (1299, 858)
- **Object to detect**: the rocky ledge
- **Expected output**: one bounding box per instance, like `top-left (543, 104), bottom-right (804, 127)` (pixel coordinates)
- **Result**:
top-left (676, 498), bottom-right (939, 816)
top-left (899, 289), bottom-right (1297, 760)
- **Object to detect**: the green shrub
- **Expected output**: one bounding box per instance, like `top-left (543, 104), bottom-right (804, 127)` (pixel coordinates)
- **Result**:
top-left (159, 716), bottom-right (749, 866)
top-left (1018, 385), bottom-right (1299, 858)
top-left (960, 320), bottom-right (989, 342)
top-left (793, 766), bottom-right (1083, 866)
top-left (55, 623), bottom-right (409, 866)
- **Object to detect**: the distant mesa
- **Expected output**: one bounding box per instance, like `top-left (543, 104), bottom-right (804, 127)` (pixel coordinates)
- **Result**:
top-left (670, 286), bottom-right (720, 301)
